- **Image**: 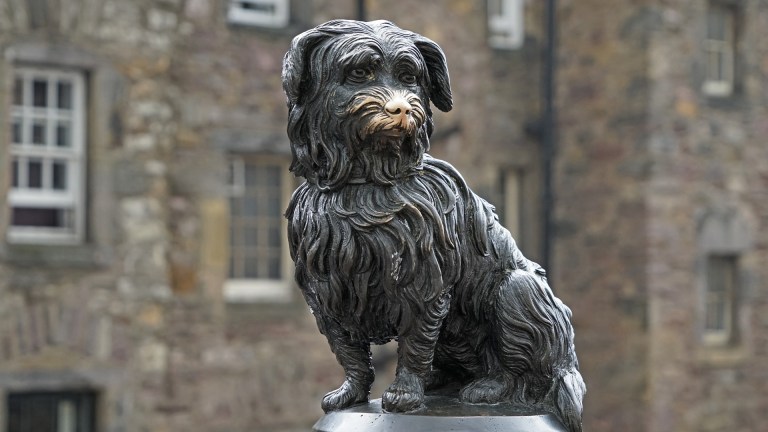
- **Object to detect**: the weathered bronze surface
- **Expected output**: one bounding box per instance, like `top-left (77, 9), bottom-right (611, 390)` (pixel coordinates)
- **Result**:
top-left (282, 19), bottom-right (585, 431)
top-left (313, 395), bottom-right (567, 432)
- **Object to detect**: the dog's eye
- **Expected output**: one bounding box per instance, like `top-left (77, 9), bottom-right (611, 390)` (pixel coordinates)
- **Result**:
top-left (400, 73), bottom-right (417, 85)
top-left (348, 68), bottom-right (369, 82)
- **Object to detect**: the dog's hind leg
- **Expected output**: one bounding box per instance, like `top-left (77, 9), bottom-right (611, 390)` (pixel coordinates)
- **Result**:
top-left (313, 313), bottom-right (375, 412)
top-left (485, 269), bottom-right (575, 406)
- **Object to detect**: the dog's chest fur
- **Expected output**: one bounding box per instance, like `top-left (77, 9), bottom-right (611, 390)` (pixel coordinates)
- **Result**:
top-left (287, 156), bottom-right (520, 340)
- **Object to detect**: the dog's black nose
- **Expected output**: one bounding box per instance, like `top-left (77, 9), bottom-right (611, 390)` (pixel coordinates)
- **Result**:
top-left (384, 98), bottom-right (412, 118)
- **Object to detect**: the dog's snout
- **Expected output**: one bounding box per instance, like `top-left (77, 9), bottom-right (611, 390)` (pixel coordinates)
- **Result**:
top-left (384, 98), bottom-right (412, 118)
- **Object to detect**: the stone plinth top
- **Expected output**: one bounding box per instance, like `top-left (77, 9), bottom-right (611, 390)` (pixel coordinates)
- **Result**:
top-left (312, 395), bottom-right (567, 432)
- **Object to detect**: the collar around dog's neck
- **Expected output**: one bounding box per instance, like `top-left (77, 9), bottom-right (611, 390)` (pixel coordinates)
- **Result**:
top-left (306, 167), bottom-right (424, 190)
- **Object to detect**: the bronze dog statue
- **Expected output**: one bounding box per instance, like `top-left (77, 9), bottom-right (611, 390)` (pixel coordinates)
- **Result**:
top-left (282, 19), bottom-right (585, 431)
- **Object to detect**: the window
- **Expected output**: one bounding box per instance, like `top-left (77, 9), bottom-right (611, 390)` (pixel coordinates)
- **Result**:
top-left (7, 391), bottom-right (97, 432)
top-left (703, 4), bottom-right (736, 97)
top-left (488, 0), bottom-right (525, 50)
top-left (8, 67), bottom-right (86, 244)
top-left (502, 169), bottom-right (523, 242)
top-left (703, 255), bottom-right (738, 345)
top-left (224, 156), bottom-right (293, 302)
top-left (227, 0), bottom-right (289, 28)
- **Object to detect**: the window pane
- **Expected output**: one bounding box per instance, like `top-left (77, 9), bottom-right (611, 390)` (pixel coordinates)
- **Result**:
top-left (229, 197), bottom-right (241, 216)
top-left (706, 299), bottom-right (724, 330)
top-left (12, 118), bottom-right (22, 144)
top-left (57, 81), bottom-right (73, 109)
top-left (57, 121), bottom-right (71, 147)
top-left (244, 254), bottom-right (260, 278)
top-left (28, 159), bottom-right (43, 188)
top-left (33, 79), bottom-right (48, 107)
top-left (488, 0), bottom-right (502, 16)
top-left (13, 78), bottom-right (23, 106)
top-left (229, 161), bottom-right (287, 281)
top-left (268, 257), bottom-right (281, 279)
top-left (705, 255), bottom-right (736, 333)
top-left (262, 165), bottom-right (282, 186)
top-left (12, 159), bottom-right (19, 187)
top-left (32, 120), bottom-right (46, 145)
top-left (708, 7), bottom-right (734, 41)
top-left (11, 207), bottom-right (71, 228)
top-left (229, 253), bottom-right (237, 278)
top-left (707, 49), bottom-right (719, 81)
top-left (707, 10), bottom-right (719, 39)
top-left (239, 0), bottom-right (276, 13)
top-left (244, 226), bottom-right (258, 246)
top-left (8, 394), bottom-right (57, 431)
top-left (53, 161), bottom-right (68, 190)
top-left (243, 197), bottom-right (259, 216)
top-left (268, 225), bottom-right (281, 247)
top-left (8, 391), bottom-right (96, 432)
top-left (58, 399), bottom-right (76, 432)
top-left (262, 193), bottom-right (281, 216)
top-left (245, 165), bottom-right (260, 187)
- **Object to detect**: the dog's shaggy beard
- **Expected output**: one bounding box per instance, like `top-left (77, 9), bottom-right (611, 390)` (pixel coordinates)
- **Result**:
top-left (288, 87), bottom-right (431, 190)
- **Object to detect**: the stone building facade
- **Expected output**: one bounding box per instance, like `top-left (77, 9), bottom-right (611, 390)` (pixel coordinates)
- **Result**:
top-left (555, 1), bottom-right (768, 431)
top-left (0, 0), bottom-right (765, 431)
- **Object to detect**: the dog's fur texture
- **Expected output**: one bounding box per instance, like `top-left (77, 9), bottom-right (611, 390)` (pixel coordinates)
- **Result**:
top-left (283, 20), bottom-right (585, 431)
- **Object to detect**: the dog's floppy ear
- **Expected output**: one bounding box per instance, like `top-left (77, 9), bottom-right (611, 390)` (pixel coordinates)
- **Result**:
top-left (414, 35), bottom-right (453, 112)
top-left (282, 26), bottom-right (333, 109)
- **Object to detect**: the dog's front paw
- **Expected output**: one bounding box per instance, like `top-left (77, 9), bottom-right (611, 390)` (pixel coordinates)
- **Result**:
top-left (382, 369), bottom-right (425, 412)
top-left (321, 380), bottom-right (369, 412)
top-left (459, 377), bottom-right (509, 404)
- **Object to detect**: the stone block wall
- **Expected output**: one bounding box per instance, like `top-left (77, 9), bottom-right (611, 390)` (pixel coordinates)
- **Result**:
top-left (554, 1), bottom-right (653, 430)
top-left (643, 1), bottom-right (768, 431)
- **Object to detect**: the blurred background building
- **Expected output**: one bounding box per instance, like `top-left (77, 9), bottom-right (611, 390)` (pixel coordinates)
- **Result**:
top-left (0, 0), bottom-right (766, 431)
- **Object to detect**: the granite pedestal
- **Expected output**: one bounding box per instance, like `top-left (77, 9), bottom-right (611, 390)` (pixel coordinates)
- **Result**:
top-left (312, 394), bottom-right (567, 432)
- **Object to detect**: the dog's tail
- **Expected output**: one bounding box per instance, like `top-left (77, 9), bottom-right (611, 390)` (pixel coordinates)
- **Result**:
top-left (553, 369), bottom-right (586, 432)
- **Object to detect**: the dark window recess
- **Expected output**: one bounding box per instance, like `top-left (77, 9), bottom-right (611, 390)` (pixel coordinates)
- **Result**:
top-left (57, 123), bottom-right (71, 147)
top-left (7, 391), bottom-right (97, 432)
top-left (33, 79), bottom-right (47, 107)
top-left (32, 121), bottom-right (46, 145)
top-left (12, 120), bottom-right (22, 144)
top-left (57, 81), bottom-right (73, 109)
top-left (28, 160), bottom-right (43, 188)
top-left (13, 78), bottom-right (23, 106)
top-left (239, 1), bottom-right (276, 13)
top-left (12, 159), bottom-right (19, 187)
top-left (53, 161), bottom-right (68, 190)
top-left (12, 207), bottom-right (69, 228)
top-left (705, 255), bottom-right (737, 335)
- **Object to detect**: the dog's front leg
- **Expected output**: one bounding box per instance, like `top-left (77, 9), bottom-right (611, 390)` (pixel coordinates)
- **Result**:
top-left (314, 313), bottom-right (374, 412)
top-left (382, 291), bottom-right (450, 412)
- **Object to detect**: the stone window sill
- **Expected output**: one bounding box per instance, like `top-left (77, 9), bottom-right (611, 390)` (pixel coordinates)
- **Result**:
top-left (695, 343), bottom-right (750, 367)
top-left (0, 243), bottom-right (110, 269)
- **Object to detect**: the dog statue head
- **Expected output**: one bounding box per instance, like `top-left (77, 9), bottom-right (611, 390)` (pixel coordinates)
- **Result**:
top-left (282, 20), bottom-right (453, 190)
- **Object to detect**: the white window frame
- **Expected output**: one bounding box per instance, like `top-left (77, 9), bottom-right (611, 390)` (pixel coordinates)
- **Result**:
top-left (8, 67), bottom-right (86, 245)
top-left (488, 0), bottom-right (525, 50)
top-left (224, 155), bottom-right (294, 303)
top-left (703, 4), bottom-right (736, 97)
top-left (227, 0), bottom-right (289, 28)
